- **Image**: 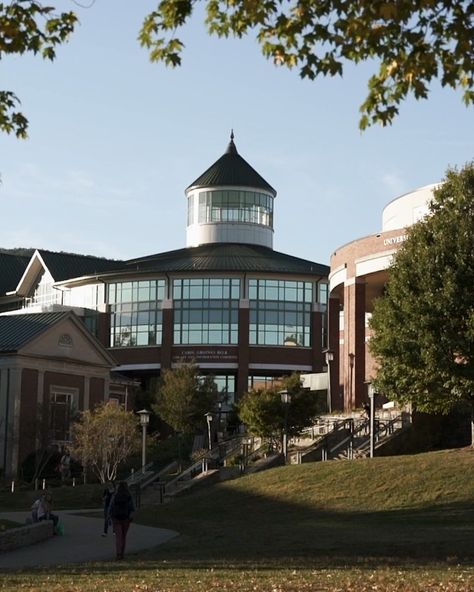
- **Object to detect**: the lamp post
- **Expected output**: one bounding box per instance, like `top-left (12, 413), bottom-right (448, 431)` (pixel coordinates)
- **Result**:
top-left (323, 348), bottom-right (334, 414)
top-left (242, 436), bottom-right (253, 471)
top-left (217, 400), bottom-right (222, 441)
top-left (348, 352), bottom-right (355, 410)
top-left (205, 412), bottom-right (213, 451)
top-left (137, 409), bottom-right (150, 471)
top-left (366, 383), bottom-right (376, 458)
top-left (280, 389), bottom-right (292, 463)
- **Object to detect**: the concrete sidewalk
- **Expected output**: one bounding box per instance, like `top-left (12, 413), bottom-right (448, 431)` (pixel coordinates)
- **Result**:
top-left (0, 510), bottom-right (178, 569)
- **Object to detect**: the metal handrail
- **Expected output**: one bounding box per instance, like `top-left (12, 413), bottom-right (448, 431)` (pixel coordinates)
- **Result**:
top-left (291, 418), bottom-right (353, 461)
top-left (291, 413), bottom-right (408, 462)
top-left (126, 462), bottom-right (154, 485)
top-left (164, 435), bottom-right (259, 491)
top-left (164, 457), bottom-right (212, 492)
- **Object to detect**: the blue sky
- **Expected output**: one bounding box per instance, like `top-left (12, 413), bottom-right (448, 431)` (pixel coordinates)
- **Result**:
top-left (1, 0), bottom-right (473, 264)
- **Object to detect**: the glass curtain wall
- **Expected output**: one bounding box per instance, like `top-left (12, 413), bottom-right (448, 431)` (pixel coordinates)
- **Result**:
top-left (249, 279), bottom-right (313, 347)
top-left (319, 281), bottom-right (329, 348)
top-left (195, 190), bottom-right (273, 227)
top-left (212, 375), bottom-right (236, 406)
top-left (173, 278), bottom-right (240, 345)
top-left (24, 269), bottom-right (61, 309)
top-left (248, 375), bottom-right (281, 390)
top-left (108, 280), bottom-right (165, 347)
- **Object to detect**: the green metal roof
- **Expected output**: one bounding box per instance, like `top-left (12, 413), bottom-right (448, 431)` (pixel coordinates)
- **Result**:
top-left (38, 250), bottom-right (124, 281)
top-left (126, 243), bottom-right (329, 277)
top-left (0, 253), bottom-right (30, 295)
top-left (0, 312), bottom-right (70, 352)
top-left (186, 133), bottom-right (277, 196)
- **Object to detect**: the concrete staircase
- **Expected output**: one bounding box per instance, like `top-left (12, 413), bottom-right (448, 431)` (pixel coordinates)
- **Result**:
top-left (289, 410), bottom-right (411, 463)
top-left (134, 411), bottom-right (413, 507)
top-left (139, 434), bottom-right (259, 504)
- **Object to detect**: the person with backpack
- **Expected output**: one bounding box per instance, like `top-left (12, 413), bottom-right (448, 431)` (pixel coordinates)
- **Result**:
top-left (101, 481), bottom-right (115, 537)
top-left (108, 481), bottom-right (135, 560)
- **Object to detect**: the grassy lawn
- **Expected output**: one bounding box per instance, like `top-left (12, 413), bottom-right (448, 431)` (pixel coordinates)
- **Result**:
top-left (0, 483), bottom-right (103, 512)
top-left (1, 448), bottom-right (473, 591)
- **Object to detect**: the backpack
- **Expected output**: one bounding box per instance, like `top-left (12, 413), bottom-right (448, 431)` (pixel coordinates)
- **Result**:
top-left (110, 492), bottom-right (130, 520)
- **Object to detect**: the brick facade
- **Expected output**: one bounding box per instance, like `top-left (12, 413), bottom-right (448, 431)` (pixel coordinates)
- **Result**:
top-left (329, 229), bottom-right (408, 412)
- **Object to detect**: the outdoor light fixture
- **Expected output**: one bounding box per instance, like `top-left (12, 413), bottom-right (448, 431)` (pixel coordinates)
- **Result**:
top-left (365, 382), bottom-right (377, 459)
top-left (205, 412), bottom-right (213, 451)
top-left (137, 409), bottom-right (150, 470)
top-left (323, 348), bottom-right (334, 413)
top-left (279, 390), bottom-right (291, 463)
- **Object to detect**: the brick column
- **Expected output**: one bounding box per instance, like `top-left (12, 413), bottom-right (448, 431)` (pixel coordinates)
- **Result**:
top-left (97, 312), bottom-right (110, 348)
top-left (161, 299), bottom-right (173, 370)
top-left (328, 295), bottom-right (341, 411)
top-left (311, 304), bottom-right (324, 372)
top-left (343, 278), bottom-right (366, 411)
top-left (236, 299), bottom-right (250, 401)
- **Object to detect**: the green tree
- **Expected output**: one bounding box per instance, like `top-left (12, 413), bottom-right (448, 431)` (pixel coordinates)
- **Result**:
top-left (0, 1), bottom-right (77, 138)
top-left (153, 363), bottom-right (218, 434)
top-left (369, 161), bottom-right (474, 444)
top-left (139, 0), bottom-right (474, 129)
top-left (238, 373), bottom-right (321, 449)
top-left (71, 403), bottom-right (140, 483)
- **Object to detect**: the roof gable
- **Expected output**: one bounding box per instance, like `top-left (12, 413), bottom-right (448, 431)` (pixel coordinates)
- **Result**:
top-left (0, 312), bottom-right (71, 352)
top-left (13, 249), bottom-right (124, 297)
top-left (0, 312), bottom-right (116, 367)
top-left (37, 250), bottom-right (124, 282)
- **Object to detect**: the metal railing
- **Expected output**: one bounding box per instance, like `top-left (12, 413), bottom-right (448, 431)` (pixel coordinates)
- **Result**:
top-left (289, 412), bottom-right (410, 463)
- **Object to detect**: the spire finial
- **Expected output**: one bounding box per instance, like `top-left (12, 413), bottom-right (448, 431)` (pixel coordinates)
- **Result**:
top-left (225, 129), bottom-right (238, 154)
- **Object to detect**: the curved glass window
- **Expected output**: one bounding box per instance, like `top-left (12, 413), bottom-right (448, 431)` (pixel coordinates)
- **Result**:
top-left (249, 279), bottom-right (313, 347)
top-left (108, 280), bottom-right (165, 347)
top-left (187, 194), bottom-right (195, 225)
top-left (195, 190), bottom-right (273, 228)
top-left (173, 278), bottom-right (240, 345)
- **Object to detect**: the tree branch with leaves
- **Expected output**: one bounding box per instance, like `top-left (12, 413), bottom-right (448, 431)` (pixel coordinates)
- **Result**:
top-left (0, 0), bottom-right (77, 138)
top-left (3, 1), bottom-right (474, 136)
top-left (139, 0), bottom-right (474, 129)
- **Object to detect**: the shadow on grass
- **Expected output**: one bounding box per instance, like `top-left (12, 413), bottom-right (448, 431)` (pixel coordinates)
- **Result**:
top-left (4, 484), bottom-right (473, 579)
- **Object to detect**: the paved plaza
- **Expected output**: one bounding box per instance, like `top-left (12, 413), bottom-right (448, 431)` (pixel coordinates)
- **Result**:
top-left (0, 510), bottom-right (178, 569)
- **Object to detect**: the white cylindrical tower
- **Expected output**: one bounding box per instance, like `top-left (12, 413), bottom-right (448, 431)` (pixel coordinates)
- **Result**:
top-left (185, 132), bottom-right (277, 248)
top-left (382, 183), bottom-right (438, 231)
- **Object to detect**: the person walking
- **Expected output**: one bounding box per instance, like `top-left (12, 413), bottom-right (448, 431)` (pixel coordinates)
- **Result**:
top-left (59, 448), bottom-right (72, 482)
top-left (108, 481), bottom-right (135, 560)
top-left (101, 481), bottom-right (115, 537)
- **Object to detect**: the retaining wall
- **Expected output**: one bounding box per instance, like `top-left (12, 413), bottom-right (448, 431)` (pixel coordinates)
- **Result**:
top-left (0, 521), bottom-right (53, 553)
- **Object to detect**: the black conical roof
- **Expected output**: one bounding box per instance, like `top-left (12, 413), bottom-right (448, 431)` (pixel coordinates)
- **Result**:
top-left (186, 133), bottom-right (277, 196)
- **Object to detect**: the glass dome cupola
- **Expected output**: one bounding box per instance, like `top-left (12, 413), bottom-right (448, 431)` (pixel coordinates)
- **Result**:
top-left (185, 132), bottom-right (277, 249)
